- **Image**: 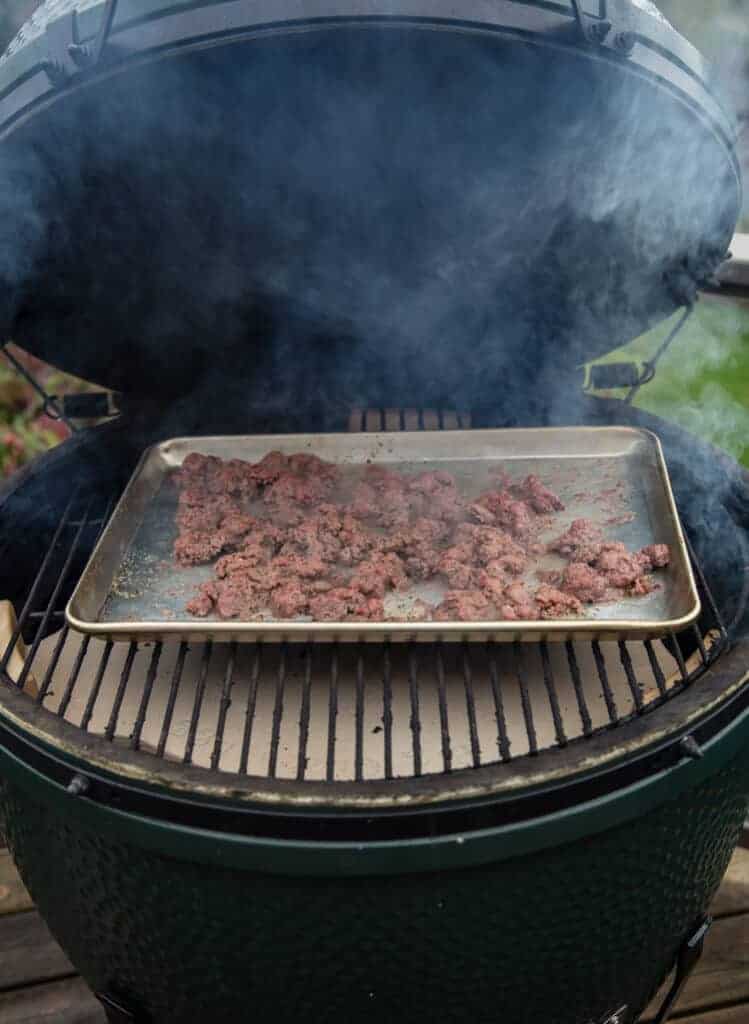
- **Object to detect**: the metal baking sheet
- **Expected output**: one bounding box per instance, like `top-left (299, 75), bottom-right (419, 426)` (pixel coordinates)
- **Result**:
top-left (66, 427), bottom-right (701, 643)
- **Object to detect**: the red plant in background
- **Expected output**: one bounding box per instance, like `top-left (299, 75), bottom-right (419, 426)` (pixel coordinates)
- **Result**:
top-left (0, 345), bottom-right (92, 477)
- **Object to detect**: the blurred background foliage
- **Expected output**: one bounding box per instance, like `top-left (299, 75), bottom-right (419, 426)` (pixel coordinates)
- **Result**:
top-left (0, 2), bottom-right (746, 475)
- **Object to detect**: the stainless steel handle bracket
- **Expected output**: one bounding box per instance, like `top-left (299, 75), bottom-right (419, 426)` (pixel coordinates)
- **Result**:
top-left (44, 0), bottom-right (119, 85)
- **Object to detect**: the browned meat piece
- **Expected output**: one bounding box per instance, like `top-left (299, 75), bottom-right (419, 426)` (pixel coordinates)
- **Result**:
top-left (477, 491), bottom-right (536, 538)
top-left (186, 581), bottom-right (219, 617)
top-left (408, 470), bottom-right (456, 495)
top-left (474, 527), bottom-right (527, 574)
top-left (639, 544), bottom-right (670, 569)
top-left (270, 583), bottom-right (309, 618)
top-left (434, 590), bottom-right (493, 621)
top-left (338, 515), bottom-right (383, 565)
top-left (214, 459), bottom-right (259, 499)
top-left (516, 475), bottom-right (565, 514)
top-left (549, 518), bottom-right (604, 563)
top-left (349, 553), bottom-right (407, 597)
top-left (206, 578), bottom-right (268, 619)
top-left (468, 502), bottom-right (495, 525)
top-left (477, 568), bottom-right (508, 605)
top-left (308, 588), bottom-right (383, 621)
top-left (363, 465), bottom-right (405, 491)
top-left (498, 582), bottom-right (539, 621)
top-left (349, 482), bottom-right (378, 520)
top-left (437, 542), bottom-right (478, 589)
top-left (288, 453), bottom-right (339, 483)
top-left (273, 553), bottom-right (329, 580)
top-left (219, 510), bottom-right (257, 546)
top-left (562, 562), bottom-right (607, 603)
top-left (174, 453), bottom-right (223, 488)
top-left (248, 450), bottom-right (289, 485)
top-left (174, 531), bottom-right (227, 566)
top-left (630, 575), bottom-right (657, 596)
top-left (264, 472), bottom-right (334, 509)
top-left (535, 584), bottom-right (583, 619)
top-left (595, 542), bottom-right (650, 589)
top-left (215, 550), bottom-right (277, 584)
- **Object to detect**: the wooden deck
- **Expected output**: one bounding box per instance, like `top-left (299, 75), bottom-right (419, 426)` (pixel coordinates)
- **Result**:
top-left (0, 845), bottom-right (748, 1023)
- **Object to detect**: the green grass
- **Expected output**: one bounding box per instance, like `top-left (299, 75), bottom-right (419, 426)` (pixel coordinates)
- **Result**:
top-left (590, 295), bottom-right (749, 467)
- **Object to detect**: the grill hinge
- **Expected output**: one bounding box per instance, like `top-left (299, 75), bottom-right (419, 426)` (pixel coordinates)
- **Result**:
top-left (44, 0), bottom-right (119, 86)
top-left (569, 0), bottom-right (636, 54)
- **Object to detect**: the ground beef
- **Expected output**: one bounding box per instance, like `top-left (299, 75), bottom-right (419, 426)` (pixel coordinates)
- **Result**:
top-left (516, 475), bottom-right (565, 514)
top-left (174, 530), bottom-right (227, 567)
top-left (561, 562), bottom-right (607, 604)
top-left (549, 518), bottom-right (605, 563)
top-left (498, 581), bottom-right (539, 621)
top-left (271, 582), bottom-right (309, 618)
top-left (174, 452), bottom-right (671, 623)
top-left (640, 544), bottom-right (670, 569)
top-left (434, 590), bottom-right (493, 622)
top-left (535, 585), bottom-right (583, 619)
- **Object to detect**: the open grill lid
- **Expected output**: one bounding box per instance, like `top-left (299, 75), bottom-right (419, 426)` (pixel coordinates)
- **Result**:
top-left (0, 0), bottom-right (741, 401)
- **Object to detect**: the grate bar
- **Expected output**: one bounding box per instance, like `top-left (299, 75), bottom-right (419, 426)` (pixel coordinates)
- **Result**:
top-left (408, 645), bottom-right (422, 777)
top-left (435, 645), bottom-right (453, 772)
top-left (268, 645), bottom-right (287, 778)
top-left (17, 499), bottom-right (95, 692)
top-left (80, 640), bottom-right (113, 731)
top-left (240, 645), bottom-right (262, 774)
top-left (36, 626), bottom-right (70, 705)
top-left (211, 642), bottom-right (237, 770)
top-left (296, 646), bottom-right (313, 781)
top-left (354, 649), bottom-right (365, 783)
top-left (131, 644), bottom-right (163, 751)
top-left (104, 642), bottom-right (137, 741)
top-left (692, 625), bottom-right (709, 666)
top-left (618, 641), bottom-right (644, 713)
top-left (326, 646), bottom-right (339, 782)
top-left (57, 634), bottom-right (91, 718)
top-left (461, 645), bottom-right (481, 768)
top-left (565, 640), bottom-right (593, 736)
top-left (184, 642), bottom-right (213, 764)
top-left (592, 640), bottom-right (619, 724)
top-left (487, 644), bottom-right (511, 761)
top-left (513, 641), bottom-right (538, 755)
top-left (540, 642), bottom-right (567, 746)
top-left (669, 632), bottom-right (689, 681)
top-left (156, 641), bottom-right (188, 758)
top-left (645, 639), bottom-right (668, 698)
top-left (382, 644), bottom-right (394, 780)
top-left (0, 489), bottom-right (79, 676)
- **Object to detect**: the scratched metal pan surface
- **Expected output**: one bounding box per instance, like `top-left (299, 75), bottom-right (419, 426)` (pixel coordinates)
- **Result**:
top-left (65, 428), bottom-right (700, 643)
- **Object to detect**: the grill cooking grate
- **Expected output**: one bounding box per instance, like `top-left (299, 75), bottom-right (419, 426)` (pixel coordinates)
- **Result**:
top-left (0, 487), bottom-right (727, 783)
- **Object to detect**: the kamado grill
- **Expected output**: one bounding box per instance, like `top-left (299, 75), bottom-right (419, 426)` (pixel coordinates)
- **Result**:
top-left (0, 1), bottom-right (747, 1022)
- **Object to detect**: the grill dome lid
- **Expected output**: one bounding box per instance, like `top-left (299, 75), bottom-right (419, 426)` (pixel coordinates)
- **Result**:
top-left (0, 0), bottom-right (741, 399)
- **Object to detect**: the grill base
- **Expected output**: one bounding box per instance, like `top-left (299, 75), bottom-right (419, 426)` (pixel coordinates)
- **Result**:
top-left (3, 734), bottom-right (747, 1024)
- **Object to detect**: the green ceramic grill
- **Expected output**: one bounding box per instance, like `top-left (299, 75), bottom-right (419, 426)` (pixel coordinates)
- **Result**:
top-left (0, 1), bottom-right (747, 1022)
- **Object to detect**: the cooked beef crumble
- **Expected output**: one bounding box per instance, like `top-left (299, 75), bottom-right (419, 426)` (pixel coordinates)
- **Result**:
top-left (175, 453), bottom-right (671, 622)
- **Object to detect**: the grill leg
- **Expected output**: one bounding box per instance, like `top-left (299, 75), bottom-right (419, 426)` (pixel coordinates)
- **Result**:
top-left (97, 991), bottom-right (149, 1024)
top-left (647, 917), bottom-right (712, 1024)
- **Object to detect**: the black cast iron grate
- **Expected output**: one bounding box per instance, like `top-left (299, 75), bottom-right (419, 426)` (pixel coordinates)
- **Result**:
top-left (0, 480), bottom-right (728, 784)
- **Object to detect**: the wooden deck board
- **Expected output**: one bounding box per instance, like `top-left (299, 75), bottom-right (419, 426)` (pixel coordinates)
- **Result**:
top-left (0, 977), bottom-right (105, 1023)
top-left (0, 847), bottom-right (746, 1023)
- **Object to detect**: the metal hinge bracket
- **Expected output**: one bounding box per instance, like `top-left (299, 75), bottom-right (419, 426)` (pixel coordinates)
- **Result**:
top-left (44, 0), bottom-right (119, 86)
top-left (570, 0), bottom-right (636, 53)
